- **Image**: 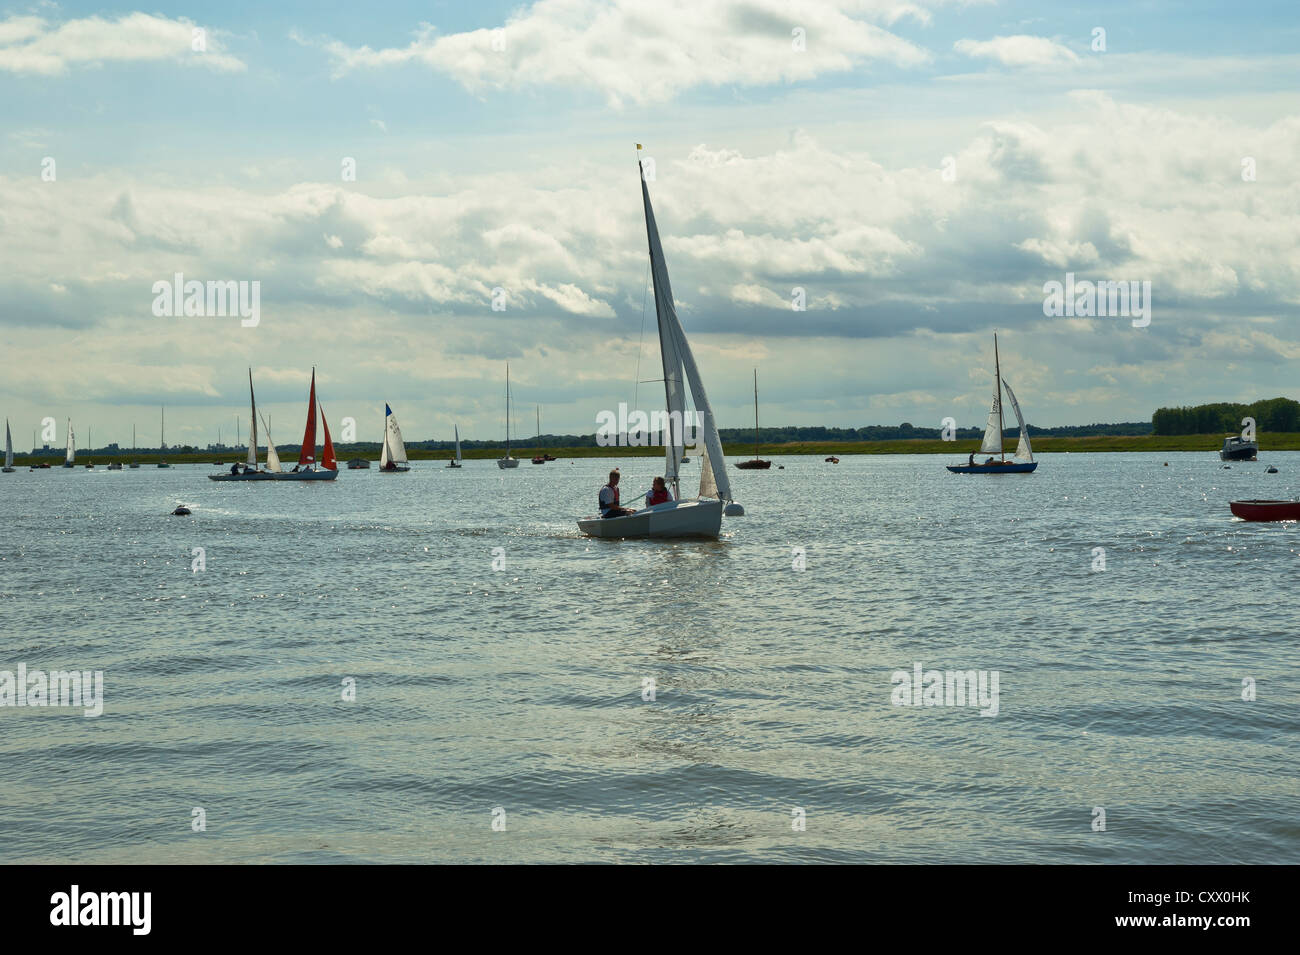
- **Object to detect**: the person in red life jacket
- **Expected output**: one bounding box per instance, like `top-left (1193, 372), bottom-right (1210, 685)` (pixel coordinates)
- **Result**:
top-left (645, 476), bottom-right (673, 506)
top-left (598, 468), bottom-right (634, 518)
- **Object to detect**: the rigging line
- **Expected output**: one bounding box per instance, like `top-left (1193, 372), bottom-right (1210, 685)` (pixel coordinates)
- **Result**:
top-left (632, 255), bottom-right (650, 417)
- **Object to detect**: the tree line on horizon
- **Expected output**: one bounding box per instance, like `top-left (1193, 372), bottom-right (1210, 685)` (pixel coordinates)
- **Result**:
top-left (1151, 398), bottom-right (1300, 435)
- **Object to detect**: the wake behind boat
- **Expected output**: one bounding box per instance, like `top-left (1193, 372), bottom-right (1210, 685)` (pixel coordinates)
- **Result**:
top-left (578, 149), bottom-right (744, 539)
top-left (948, 333), bottom-right (1038, 474)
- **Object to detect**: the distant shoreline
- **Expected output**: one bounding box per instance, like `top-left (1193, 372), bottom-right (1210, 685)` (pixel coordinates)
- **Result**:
top-left (15, 432), bottom-right (1297, 466)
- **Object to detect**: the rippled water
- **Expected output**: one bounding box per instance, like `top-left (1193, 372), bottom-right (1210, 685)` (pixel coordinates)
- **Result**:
top-left (0, 452), bottom-right (1296, 863)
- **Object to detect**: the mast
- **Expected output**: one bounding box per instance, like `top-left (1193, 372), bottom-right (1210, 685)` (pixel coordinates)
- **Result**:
top-left (160, 405), bottom-right (165, 450)
top-left (994, 333), bottom-right (1004, 462)
top-left (247, 368), bottom-right (259, 469)
top-left (505, 364), bottom-right (511, 455)
top-left (753, 369), bottom-right (759, 459)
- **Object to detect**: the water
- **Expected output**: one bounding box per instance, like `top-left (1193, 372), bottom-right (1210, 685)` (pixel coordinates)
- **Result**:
top-left (1, 453), bottom-right (1296, 863)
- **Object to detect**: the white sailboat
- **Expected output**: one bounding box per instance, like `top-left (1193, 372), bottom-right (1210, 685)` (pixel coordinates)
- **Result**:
top-left (447, 424), bottom-right (463, 468)
top-left (63, 419), bottom-right (75, 467)
top-left (497, 364), bottom-right (519, 468)
top-left (577, 150), bottom-right (743, 539)
top-left (379, 403), bottom-right (411, 472)
top-left (259, 412), bottom-right (284, 473)
top-left (947, 333), bottom-right (1037, 474)
top-left (2, 419), bottom-right (14, 472)
top-left (210, 369), bottom-right (276, 480)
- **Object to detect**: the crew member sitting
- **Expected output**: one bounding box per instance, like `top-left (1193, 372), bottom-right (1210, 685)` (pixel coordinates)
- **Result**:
top-left (599, 469), bottom-right (634, 518)
top-left (645, 476), bottom-right (673, 506)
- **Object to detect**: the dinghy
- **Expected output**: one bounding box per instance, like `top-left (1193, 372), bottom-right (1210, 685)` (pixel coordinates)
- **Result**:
top-left (347, 458), bottom-right (370, 469)
top-left (577, 150), bottom-right (744, 539)
top-left (447, 425), bottom-right (463, 467)
top-left (378, 403), bottom-right (411, 472)
top-left (210, 370), bottom-right (277, 480)
top-left (947, 334), bottom-right (1038, 474)
top-left (271, 368), bottom-right (338, 480)
top-left (735, 369), bottom-right (771, 469)
top-left (1229, 500), bottom-right (1300, 521)
top-left (498, 365), bottom-right (520, 468)
top-left (2, 419), bottom-right (14, 472)
top-left (63, 420), bottom-right (75, 467)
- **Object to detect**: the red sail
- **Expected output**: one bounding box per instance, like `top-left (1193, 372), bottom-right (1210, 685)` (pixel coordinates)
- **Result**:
top-left (298, 368), bottom-right (317, 466)
top-left (320, 402), bottom-right (338, 471)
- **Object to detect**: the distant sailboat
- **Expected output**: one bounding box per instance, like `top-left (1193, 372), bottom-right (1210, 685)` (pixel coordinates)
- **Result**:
top-left (63, 419), bottom-right (75, 467)
top-left (129, 424), bottom-right (139, 467)
top-left (498, 364), bottom-right (520, 468)
top-left (2, 419), bottom-right (14, 472)
top-left (379, 403), bottom-right (411, 472)
top-left (531, 406), bottom-right (546, 464)
top-left (157, 406), bottom-right (170, 468)
top-left (735, 369), bottom-right (771, 469)
top-left (447, 424), bottom-right (463, 468)
top-left (210, 369), bottom-right (276, 480)
top-left (84, 426), bottom-right (95, 468)
top-left (947, 333), bottom-right (1038, 474)
top-left (578, 150), bottom-right (743, 538)
top-left (272, 368), bottom-right (338, 481)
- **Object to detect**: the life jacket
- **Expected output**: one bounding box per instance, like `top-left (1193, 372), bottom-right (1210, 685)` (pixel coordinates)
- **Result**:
top-left (646, 486), bottom-right (670, 506)
top-left (599, 483), bottom-right (619, 512)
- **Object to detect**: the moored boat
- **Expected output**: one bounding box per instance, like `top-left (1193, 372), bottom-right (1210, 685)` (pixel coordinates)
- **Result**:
top-left (498, 365), bottom-right (520, 468)
top-left (347, 458), bottom-right (370, 469)
top-left (1221, 436), bottom-right (1258, 461)
top-left (1229, 499), bottom-right (1300, 521)
top-left (735, 369), bottom-right (771, 469)
top-left (2, 419), bottom-right (14, 472)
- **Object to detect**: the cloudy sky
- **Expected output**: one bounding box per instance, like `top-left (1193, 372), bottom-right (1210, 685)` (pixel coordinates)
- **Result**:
top-left (2, 0), bottom-right (1298, 449)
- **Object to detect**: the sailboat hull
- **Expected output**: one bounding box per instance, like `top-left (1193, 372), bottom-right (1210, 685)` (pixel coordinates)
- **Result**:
top-left (498, 458), bottom-right (519, 469)
top-left (736, 459), bottom-right (771, 469)
top-left (208, 470), bottom-right (278, 481)
top-left (947, 461), bottom-right (1038, 474)
top-left (577, 498), bottom-right (723, 539)
top-left (270, 469), bottom-right (338, 481)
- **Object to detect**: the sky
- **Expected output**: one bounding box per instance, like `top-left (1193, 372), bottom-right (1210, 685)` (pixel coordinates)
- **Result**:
top-left (1, 0), bottom-right (1298, 450)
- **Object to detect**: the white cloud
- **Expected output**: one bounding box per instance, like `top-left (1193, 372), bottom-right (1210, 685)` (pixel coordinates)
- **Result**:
top-left (954, 34), bottom-right (1078, 68)
top-left (304, 0), bottom-right (934, 106)
top-left (0, 12), bottom-right (244, 75)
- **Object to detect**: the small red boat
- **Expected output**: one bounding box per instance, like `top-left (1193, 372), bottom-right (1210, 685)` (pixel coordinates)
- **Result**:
top-left (1229, 499), bottom-right (1300, 521)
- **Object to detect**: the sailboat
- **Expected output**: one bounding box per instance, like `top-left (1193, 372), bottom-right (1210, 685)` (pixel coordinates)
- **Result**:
top-left (84, 426), bottom-right (94, 468)
top-left (447, 424), bottom-right (463, 467)
top-left (735, 369), bottom-right (771, 469)
top-left (379, 403), bottom-right (411, 472)
top-left (2, 419), bottom-right (14, 472)
top-left (157, 407), bottom-right (170, 468)
top-left (497, 364), bottom-right (520, 468)
top-left (210, 370), bottom-right (277, 480)
top-left (531, 407), bottom-right (546, 464)
top-left (271, 368), bottom-right (338, 480)
top-left (577, 150), bottom-right (744, 539)
top-left (129, 425), bottom-right (140, 467)
top-left (63, 420), bottom-right (75, 467)
top-left (947, 333), bottom-right (1038, 474)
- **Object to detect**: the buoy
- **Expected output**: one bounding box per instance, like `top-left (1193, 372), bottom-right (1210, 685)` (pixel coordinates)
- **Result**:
top-left (723, 502), bottom-right (745, 516)
top-left (172, 506), bottom-right (192, 516)
top-left (1267, 466), bottom-right (1278, 474)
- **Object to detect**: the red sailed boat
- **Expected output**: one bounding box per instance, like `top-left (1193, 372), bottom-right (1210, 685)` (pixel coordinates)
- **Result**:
top-left (1229, 500), bottom-right (1300, 521)
top-left (273, 367), bottom-right (338, 481)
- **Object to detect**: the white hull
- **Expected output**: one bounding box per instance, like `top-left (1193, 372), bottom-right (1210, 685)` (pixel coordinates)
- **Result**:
top-left (498, 457), bottom-right (519, 469)
top-left (577, 498), bottom-right (723, 539)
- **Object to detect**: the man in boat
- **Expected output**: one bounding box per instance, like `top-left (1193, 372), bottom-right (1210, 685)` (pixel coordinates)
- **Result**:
top-left (645, 476), bottom-right (672, 507)
top-left (599, 469), bottom-right (634, 518)
top-left (968, 452), bottom-right (975, 467)
top-left (230, 462), bottom-right (240, 475)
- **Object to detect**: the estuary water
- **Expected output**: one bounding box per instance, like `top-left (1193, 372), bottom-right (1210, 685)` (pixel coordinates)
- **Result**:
top-left (0, 452), bottom-right (1296, 864)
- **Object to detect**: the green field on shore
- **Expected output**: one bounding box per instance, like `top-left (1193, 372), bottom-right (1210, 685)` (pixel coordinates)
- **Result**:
top-left (13, 432), bottom-right (1297, 467)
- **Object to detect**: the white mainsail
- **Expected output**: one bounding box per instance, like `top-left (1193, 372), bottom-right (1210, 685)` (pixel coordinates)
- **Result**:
top-left (979, 389), bottom-right (1002, 455)
top-left (453, 424), bottom-right (462, 464)
top-left (4, 419), bottom-right (12, 468)
top-left (259, 412), bottom-right (283, 472)
top-left (66, 419), bottom-right (75, 464)
top-left (246, 369), bottom-right (259, 469)
top-left (1001, 378), bottom-right (1034, 462)
top-left (381, 404), bottom-right (407, 467)
top-left (639, 164), bottom-right (732, 503)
